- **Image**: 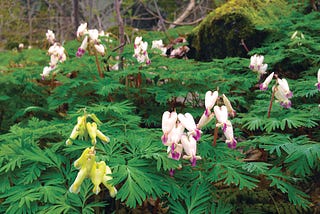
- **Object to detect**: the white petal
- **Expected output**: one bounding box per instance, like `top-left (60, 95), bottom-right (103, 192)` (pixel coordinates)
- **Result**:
top-left (205, 90), bottom-right (218, 110)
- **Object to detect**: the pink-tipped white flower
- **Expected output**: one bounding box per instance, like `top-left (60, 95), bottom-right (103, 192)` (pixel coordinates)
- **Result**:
top-left (167, 143), bottom-right (183, 161)
top-left (181, 135), bottom-right (201, 166)
top-left (277, 78), bottom-right (293, 98)
top-left (161, 111), bottom-right (177, 144)
top-left (315, 69), bottom-right (320, 90)
top-left (222, 94), bottom-right (236, 118)
top-left (94, 44), bottom-right (105, 55)
top-left (260, 72), bottom-right (274, 91)
top-left (205, 90), bottom-right (218, 116)
top-left (224, 121), bottom-right (237, 149)
top-left (88, 29), bottom-right (99, 42)
top-left (46, 30), bottom-right (55, 44)
top-left (273, 85), bottom-right (292, 108)
top-left (197, 110), bottom-right (214, 129)
top-left (41, 66), bottom-right (53, 80)
top-left (166, 122), bottom-right (185, 146)
top-left (151, 39), bottom-right (167, 56)
top-left (214, 106), bottom-right (228, 132)
top-left (178, 113), bottom-right (201, 141)
top-left (133, 37), bottom-right (151, 65)
top-left (249, 54), bottom-right (268, 76)
top-left (77, 23), bottom-right (88, 38)
top-left (76, 36), bottom-right (88, 57)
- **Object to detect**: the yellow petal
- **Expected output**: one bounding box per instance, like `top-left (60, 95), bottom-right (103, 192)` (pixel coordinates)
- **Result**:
top-left (96, 130), bottom-right (110, 143)
top-left (86, 122), bottom-right (97, 145)
top-left (90, 161), bottom-right (107, 195)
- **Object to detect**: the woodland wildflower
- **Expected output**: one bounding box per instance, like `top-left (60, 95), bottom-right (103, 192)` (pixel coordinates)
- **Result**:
top-left (77, 23), bottom-right (88, 38)
top-left (222, 94), bottom-right (236, 118)
top-left (277, 78), bottom-right (293, 98)
top-left (178, 113), bottom-right (201, 141)
top-left (161, 111), bottom-right (178, 144)
top-left (90, 161), bottom-right (117, 197)
top-left (214, 106), bottom-right (228, 132)
top-left (94, 44), bottom-right (105, 56)
top-left (76, 36), bottom-right (88, 57)
top-left (69, 147), bottom-right (96, 193)
top-left (224, 121), bottom-right (237, 149)
top-left (48, 43), bottom-right (66, 66)
top-left (133, 36), bottom-right (151, 65)
top-left (273, 85), bottom-right (292, 108)
top-left (41, 66), bottom-right (53, 80)
top-left (69, 147), bottom-right (117, 197)
top-left (46, 30), bottom-right (55, 44)
top-left (315, 69), bottom-right (320, 90)
top-left (41, 41), bottom-right (66, 79)
top-left (76, 23), bottom-right (105, 58)
top-left (249, 54), bottom-right (268, 77)
top-left (166, 122), bottom-right (185, 146)
top-left (151, 39), bottom-right (167, 55)
top-left (66, 114), bottom-right (110, 145)
top-left (197, 110), bottom-right (214, 129)
top-left (167, 142), bottom-right (183, 161)
top-left (88, 29), bottom-right (99, 42)
top-left (181, 135), bottom-right (201, 166)
top-left (205, 90), bottom-right (218, 116)
top-left (260, 72), bottom-right (274, 91)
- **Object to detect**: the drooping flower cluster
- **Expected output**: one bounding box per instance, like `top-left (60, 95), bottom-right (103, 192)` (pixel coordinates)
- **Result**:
top-left (249, 54), bottom-right (268, 78)
top-left (76, 23), bottom-right (106, 57)
top-left (202, 91), bottom-right (237, 149)
top-left (260, 72), bottom-right (293, 108)
top-left (69, 147), bottom-right (117, 197)
top-left (273, 77), bottom-right (293, 108)
top-left (67, 112), bottom-right (117, 197)
top-left (161, 91), bottom-right (238, 174)
top-left (66, 113), bottom-right (110, 146)
top-left (46, 30), bottom-right (55, 44)
top-left (133, 36), bottom-right (151, 65)
top-left (161, 111), bottom-right (201, 169)
top-left (41, 34), bottom-right (66, 80)
top-left (315, 69), bottom-right (320, 90)
top-left (151, 39), bottom-right (167, 56)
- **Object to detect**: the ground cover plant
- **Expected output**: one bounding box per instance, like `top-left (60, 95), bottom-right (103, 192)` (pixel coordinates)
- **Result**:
top-left (0, 1), bottom-right (319, 214)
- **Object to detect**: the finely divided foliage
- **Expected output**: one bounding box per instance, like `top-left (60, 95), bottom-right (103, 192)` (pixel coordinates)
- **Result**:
top-left (0, 2), bottom-right (319, 214)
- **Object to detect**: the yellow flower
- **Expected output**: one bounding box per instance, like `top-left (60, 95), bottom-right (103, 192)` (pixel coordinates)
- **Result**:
top-left (86, 122), bottom-right (97, 145)
top-left (69, 147), bottom-right (96, 193)
top-left (96, 130), bottom-right (110, 143)
top-left (90, 161), bottom-right (117, 197)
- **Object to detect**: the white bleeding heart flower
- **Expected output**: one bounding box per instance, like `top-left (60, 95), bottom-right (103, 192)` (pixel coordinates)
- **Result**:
top-left (222, 94), bottom-right (236, 118)
top-left (181, 135), bottom-right (201, 166)
top-left (178, 113), bottom-right (201, 141)
top-left (77, 23), bottom-right (88, 38)
top-left (161, 111), bottom-right (177, 144)
top-left (214, 106), bottom-right (228, 132)
top-left (260, 72), bottom-right (274, 91)
top-left (205, 90), bottom-right (218, 116)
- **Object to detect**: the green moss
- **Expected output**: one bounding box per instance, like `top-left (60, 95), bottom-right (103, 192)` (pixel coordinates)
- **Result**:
top-left (187, 0), bottom-right (290, 61)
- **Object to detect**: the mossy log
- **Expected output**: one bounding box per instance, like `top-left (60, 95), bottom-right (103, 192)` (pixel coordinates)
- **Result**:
top-left (187, 0), bottom-right (289, 61)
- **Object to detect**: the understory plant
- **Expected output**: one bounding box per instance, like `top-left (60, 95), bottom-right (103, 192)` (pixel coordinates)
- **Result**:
top-left (0, 2), bottom-right (319, 214)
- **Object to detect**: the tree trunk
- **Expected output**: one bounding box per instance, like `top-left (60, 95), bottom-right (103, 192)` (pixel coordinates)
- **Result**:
top-left (73, 0), bottom-right (79, 33)
top-left (114, 0), bottom-right (125, 54)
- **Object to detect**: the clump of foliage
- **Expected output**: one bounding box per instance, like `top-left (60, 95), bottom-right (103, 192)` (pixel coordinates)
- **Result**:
top-left (0, 2), bottom-right (319, 214)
